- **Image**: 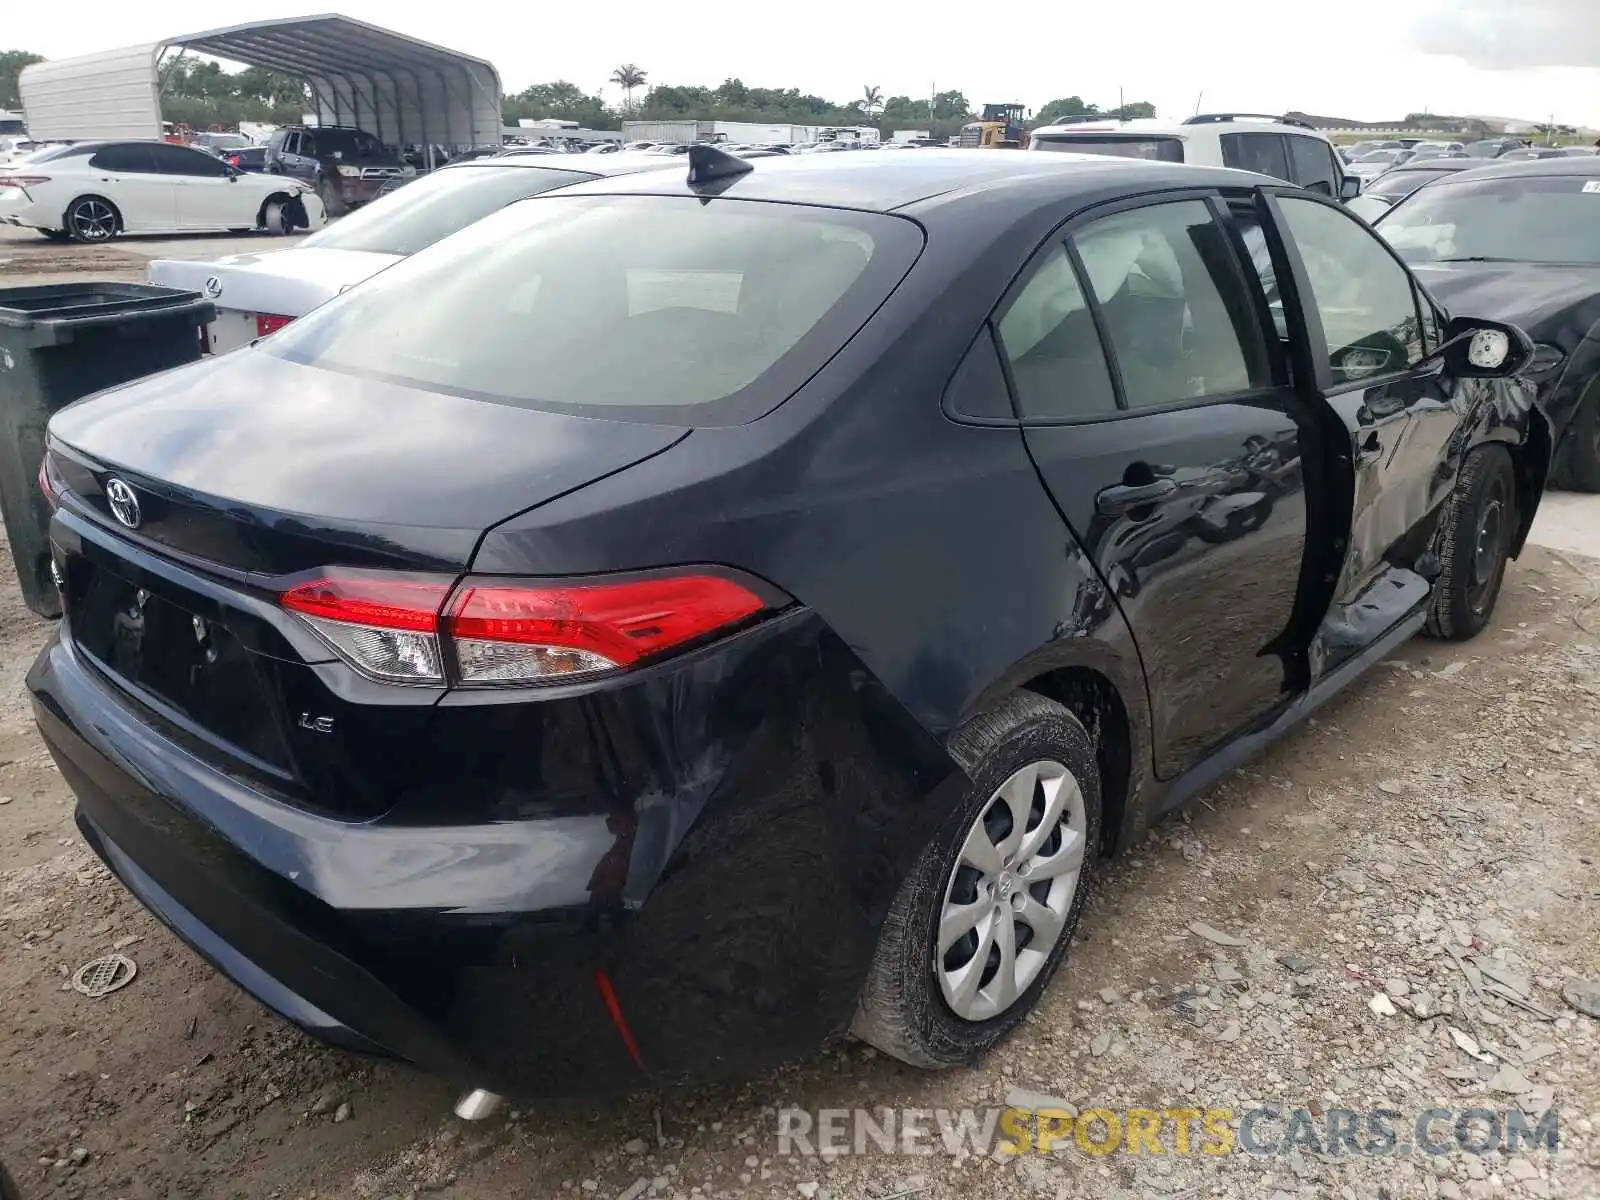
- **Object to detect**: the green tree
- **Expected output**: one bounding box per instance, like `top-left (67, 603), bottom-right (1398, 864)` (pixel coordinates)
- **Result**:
top-left (860, 85), bottom-right (883, 120)
top-left (505, 81), bottom-right (611, 129)
top-left (0, 50), bottom-right (44, 110)
top-left (1107, 100), bottom-right (1156, 120)
top-left (610, 64), bottom-right (647, 113)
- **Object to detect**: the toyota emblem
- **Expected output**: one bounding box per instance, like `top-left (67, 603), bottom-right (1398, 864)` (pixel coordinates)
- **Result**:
top-left (104, 478), bottom-right (142, 529)
top-left (203, 276), bottom-right (223, 298)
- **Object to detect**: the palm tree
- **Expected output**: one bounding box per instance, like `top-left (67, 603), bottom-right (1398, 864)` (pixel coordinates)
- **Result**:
top-left (861, 85), bottom-right (883, 120)
top-left (610, 65), bottom-right (647, 114)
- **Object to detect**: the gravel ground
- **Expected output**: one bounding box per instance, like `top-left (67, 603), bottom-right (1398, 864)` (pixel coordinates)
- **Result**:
top-left (0, 236), bottom-right (1597, 1200)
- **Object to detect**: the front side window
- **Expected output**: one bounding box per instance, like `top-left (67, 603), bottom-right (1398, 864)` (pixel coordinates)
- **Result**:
top-left (995, 245), bottom-right (1117, 420)
top-left (150, 144), bottom-right (229, 177)
top-left (1030, 135), bottom-right (1185, 162)
top-left (267, 195), bottom-right (922, 424)
top-left (302, 165), bottom-right (597, 256)
top-left (1277, 196), bottom-right (1425, 386)
top-left (1071, 200), bottom-right (1271, 409)
top-left (1377, 173), bottom-right (1600, 266)
top-left (1222, 133), bottom-right (1290, 182)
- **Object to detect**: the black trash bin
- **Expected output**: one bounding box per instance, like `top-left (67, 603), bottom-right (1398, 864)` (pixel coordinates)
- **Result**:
top-left (0, 283), bottom-right (214, 618)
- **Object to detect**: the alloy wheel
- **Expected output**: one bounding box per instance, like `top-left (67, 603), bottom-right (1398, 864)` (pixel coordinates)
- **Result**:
top-left (70, 199), bottom-right (115, 241)
top-left (936, 759), bottom-right (1087, 1022)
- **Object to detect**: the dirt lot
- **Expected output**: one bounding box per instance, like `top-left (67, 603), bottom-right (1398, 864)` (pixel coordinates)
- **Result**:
top-left (2, 238), bottom-right (1599, 1200)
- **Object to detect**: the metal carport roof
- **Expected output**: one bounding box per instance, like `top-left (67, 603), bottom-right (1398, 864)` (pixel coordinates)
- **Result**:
top-left (19, 14), bottom-right (502, 149)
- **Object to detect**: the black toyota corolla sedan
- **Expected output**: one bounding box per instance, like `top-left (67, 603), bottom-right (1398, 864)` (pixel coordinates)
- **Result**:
top-left (1375, 156), bottom-right (1600, 490)
top-left (29, 148), bottom-right (1546, 1101)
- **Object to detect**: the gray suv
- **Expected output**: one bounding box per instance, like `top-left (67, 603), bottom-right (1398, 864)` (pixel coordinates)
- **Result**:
top-left (264, 125), bottom-right (406, 215)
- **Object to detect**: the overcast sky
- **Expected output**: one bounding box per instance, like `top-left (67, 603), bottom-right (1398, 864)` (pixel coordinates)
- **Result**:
top-left (8, 0), bottom-right (1600, 128)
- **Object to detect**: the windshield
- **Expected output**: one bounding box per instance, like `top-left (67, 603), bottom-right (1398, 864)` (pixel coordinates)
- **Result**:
top-left (1364, 169), bottom-right (1447, 202)
top-left (1030, 135), bottom-right (1184, 162)
top-left (301, 165), bottom-right (595, 256)
top-left (267, 195), bottom-right (923, 424)
top-left (1378, 173), bottom-right (1600, 265)
top-left (317, 128), bottom-right (387, 158)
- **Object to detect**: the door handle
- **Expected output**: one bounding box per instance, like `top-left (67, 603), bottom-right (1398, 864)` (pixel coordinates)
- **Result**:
top-left (1097, 478), bottom-right (1178, 516)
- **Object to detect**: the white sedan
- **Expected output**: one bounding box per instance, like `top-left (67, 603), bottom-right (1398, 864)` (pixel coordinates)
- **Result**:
top-left (148, 151), bottom-right (680, 354)
top-left (0, 139), bottom-right (324, 243)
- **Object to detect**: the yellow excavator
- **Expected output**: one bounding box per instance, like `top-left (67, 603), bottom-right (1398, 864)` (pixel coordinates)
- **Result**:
top-left (959, 104), bottom-right (1029, 149)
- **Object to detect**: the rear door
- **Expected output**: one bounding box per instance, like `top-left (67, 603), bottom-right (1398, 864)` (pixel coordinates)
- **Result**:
top-left (85, 144), bottom-right (177, 231)
top-left (1003, 193), bottom-right (1316, 778)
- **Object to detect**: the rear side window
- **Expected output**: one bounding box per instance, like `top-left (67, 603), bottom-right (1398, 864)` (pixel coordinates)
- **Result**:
top-left (267, 195), bottom-right (923, 424)
top-left (1072, 200), bottom-right (1271, 409)
top-left (1222, 133), bottom-right (1290, 182)
top-left (302, 165), bottom-right (596, 256)
top-left (1031, 135), bottom-right (1184, 163)
top-left (87, 144), bottom-right (157, 173)
top-left (1286, 136), bottom-right (1339, 197)
top-left (996, 245), bottom-right (1117, 420)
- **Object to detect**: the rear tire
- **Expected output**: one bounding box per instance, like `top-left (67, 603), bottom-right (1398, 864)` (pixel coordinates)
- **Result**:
top-left (851, 691), bottom-right (1101, 1068)
top-left (64, 195), bottom-right (120, 244)
top-left (1551, 379), bottom-right (1600, 493)
top-left (1424, 443), bottom-right (1516, 641)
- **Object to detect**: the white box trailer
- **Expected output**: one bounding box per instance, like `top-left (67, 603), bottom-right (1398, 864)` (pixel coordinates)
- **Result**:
top-left (621, 120), bottom-right (714, 145)
top-left (710, 121), bottom-right (814, 145)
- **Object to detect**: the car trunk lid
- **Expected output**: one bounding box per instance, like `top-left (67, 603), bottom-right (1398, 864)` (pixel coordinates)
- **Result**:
top-left (48, 349), bottom-right (688, 576)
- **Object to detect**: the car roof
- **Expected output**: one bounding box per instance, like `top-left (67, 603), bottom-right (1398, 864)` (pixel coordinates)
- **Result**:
top-left (537, 148), bottom-right (1261, 216)
top-left (1447, 156), bottom-right (1600, 183)
top-left (1031, 116), bottom-right (1327, 140)
top-left (1387, 159), bottom-right (1473, 172)
top-left (438, 150), bottom-right (679, 177)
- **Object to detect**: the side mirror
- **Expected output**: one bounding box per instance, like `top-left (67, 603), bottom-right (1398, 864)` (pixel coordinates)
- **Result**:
top-left (1439, 316), bottom-right (1535, 379)
top-left (1339, 174), bottom-right (1362, 200)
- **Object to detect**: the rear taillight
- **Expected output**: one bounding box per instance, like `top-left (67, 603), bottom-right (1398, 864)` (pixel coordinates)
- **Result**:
top-left (38, 452), bottom-right (61, 510)
top-left (279, 570), bottom-right (771, 687)
top-left (0, 175), bottom-right (50, 189)
top-left (255, 313), bottom-right (293, 337)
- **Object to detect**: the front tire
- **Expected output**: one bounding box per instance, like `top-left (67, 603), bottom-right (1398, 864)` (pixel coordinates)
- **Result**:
top-left (851, 691), bottom-right (1101, 1068)
top-left (1424, 443), bottom-right (1516, 641)
top-left (64, 195), bottom-right (119, 244)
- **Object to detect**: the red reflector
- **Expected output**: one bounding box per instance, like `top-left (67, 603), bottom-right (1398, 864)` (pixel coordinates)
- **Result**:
top-left (256, 313), bottom-right (293, 337)
top-left (281, 576), bottom-right (450, 632)
top-left (446, 575), bottom-right (766, 667)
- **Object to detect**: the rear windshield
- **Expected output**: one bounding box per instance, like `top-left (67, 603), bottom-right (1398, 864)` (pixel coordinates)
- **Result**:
top-left (300, 165), bottom-right (595, 256)
top-left (1031, 135), bottom-right (1184, 163)
top-left (1379, 173), bottom-right (1600, 265)
top-left (266, 195), bottom-right (923, 424)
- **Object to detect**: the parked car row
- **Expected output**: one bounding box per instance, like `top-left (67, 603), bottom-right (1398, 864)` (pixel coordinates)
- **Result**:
top-left (23, 140), bottom-right (1574, 1110)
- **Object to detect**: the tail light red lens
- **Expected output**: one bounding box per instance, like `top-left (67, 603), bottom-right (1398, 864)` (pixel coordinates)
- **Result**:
top-left (37, 452), bottom-right (61, 511)
top-left (279, 571), bottom-right (771, 687)
top-left (0, 175), bottom-right (50, 189)
top-left (255, 313), bottom-right (293, 337)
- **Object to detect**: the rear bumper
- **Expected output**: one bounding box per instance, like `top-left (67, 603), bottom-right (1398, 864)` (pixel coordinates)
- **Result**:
top-left (29, 608), bottom-right (956, 1096)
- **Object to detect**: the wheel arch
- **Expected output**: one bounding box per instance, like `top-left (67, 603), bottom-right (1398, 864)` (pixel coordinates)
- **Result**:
top-left (1507, 403), bottom-right (1552, 556)
top-left (256, 190), bottom-right (304, 230)
top-left (62, 193), bottom-right (123, 236)
top-left (960, 638), bottom-right (1151, 862)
